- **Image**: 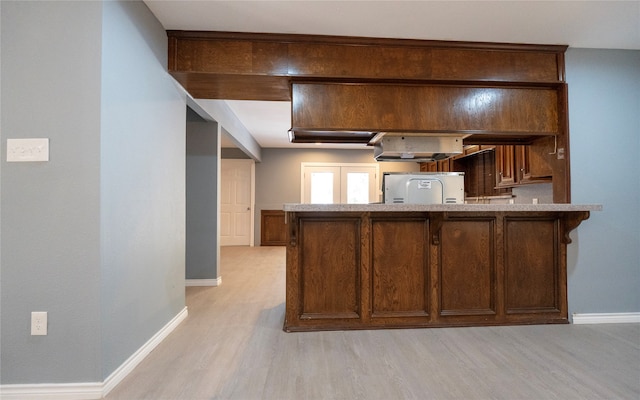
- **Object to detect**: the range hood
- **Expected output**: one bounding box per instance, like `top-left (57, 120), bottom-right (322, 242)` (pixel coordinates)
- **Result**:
top-left (372, 134), bottom-right (465, 162)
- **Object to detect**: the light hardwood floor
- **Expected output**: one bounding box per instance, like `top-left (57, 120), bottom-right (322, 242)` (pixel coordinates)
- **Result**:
top-left (105, 246), bottom-right (639, 400)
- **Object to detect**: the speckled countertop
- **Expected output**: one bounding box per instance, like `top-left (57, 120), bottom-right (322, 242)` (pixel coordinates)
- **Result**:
top-left (283, 203), bottom-right (603, 212)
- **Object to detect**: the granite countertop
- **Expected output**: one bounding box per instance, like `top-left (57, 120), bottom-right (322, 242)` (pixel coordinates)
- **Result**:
top-left (283, 203), bottom-right (603, 212)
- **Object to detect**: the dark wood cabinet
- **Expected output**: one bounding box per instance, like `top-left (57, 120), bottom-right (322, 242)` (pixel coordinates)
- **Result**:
top-left (495, 145), bottom-right (518, 187)
top-left (420, 146), bottom-right (508, 198)
top-left (433, 142), bottom-right (553, 194)
top-left (437, 158), bottom-right (451, 172)
top-left (454, 147), bottom-right (506, 198)
top-left (260, 210), bottom-right (287, 246)
top-left (496, 143), bottom-right (553, 188)
top-left (284, 209), bottom-right (591, 332)
top-left (420, 162), bottom-right (437, 172)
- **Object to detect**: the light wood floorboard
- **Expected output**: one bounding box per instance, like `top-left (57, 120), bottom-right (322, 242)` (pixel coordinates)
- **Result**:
top-left (105, 246), bottom-right (640, 400)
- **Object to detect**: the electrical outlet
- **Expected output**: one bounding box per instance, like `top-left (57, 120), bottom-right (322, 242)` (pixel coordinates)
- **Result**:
top-left (31, 312), bottom-right (47, 335)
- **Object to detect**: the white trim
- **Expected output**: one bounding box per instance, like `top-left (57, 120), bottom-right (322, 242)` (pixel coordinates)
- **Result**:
top-left (185, 277), bottom-right (222, 287)
top-left (0, 307), bottom-right (188, 400)
top-left (0, 382), bottom-right (103, 400)
top-left (572, 312), bottom-right (640, 324)
top-left (102, 307), bottom-right (188, 396)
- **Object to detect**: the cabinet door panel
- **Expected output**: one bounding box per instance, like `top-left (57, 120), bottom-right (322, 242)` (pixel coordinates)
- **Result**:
top-left (495, 145), bottom-right (516, 187)
top-left (420, 162), bottom-right (438, 172)
top-left (300, 218), bottom-right (360, 319)
top-left (504, 217), bottom-right (559, 313)
top-left (261, 210), bottom-right (286, 246)
top-left (439, 219), bottom-right (496, 316)
top-left (521, 137), bottom-right (554, 181)
top-left (371, 219), bottom-right (429, 317)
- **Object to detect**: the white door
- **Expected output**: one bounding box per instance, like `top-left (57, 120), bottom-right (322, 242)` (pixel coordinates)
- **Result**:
top-left (340, 166), bottom-right (378, 204)
top-left (220, 159), bottom-right (254, 246)
top-left (301, 163), bottom-right (379, 204)
top-left (302, 166), bottom-right (341, 204)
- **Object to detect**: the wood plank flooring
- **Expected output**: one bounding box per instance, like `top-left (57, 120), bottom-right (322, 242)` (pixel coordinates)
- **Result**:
top-left (105, 246), bottom-right (640, 400)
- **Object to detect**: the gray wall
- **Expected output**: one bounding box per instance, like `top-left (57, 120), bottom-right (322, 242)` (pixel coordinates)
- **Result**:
top-left (254, 148), bottom-right (419, 243)
top-left (187, 109), bottom-right (220, 280)
top-left (1, 0), bottom-right (187, 384)
top-left (566, 48), bottom-right (640, 316)
top-left (99, 1), bottom-right (186, 378)
top-left (1, 1), bottom-right (103, 383)
top-left (222, 147), bottom-right (252, 159)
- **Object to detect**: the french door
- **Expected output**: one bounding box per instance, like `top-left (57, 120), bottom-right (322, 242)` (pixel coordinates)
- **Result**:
top-left (301, 163), bottom-right (380, 204)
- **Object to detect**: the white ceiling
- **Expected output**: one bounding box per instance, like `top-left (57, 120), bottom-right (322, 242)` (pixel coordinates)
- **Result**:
top-left (145, 1), bottom-right (640, 149)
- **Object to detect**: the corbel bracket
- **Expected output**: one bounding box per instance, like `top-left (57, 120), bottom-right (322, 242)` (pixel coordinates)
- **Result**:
top-left (562, 211), bottom-right (590, 244)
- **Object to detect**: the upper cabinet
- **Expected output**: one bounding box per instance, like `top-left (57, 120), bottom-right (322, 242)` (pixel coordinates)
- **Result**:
top-left (496, 139), bottom-right (554, 188)
top-left (495, 145), bottom-right (518, 187)
top-left (421, 140), bottom-right (554, 197)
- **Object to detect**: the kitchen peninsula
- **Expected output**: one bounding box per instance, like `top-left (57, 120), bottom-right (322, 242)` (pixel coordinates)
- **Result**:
top-left (283, 203), bottom-right (601, 332)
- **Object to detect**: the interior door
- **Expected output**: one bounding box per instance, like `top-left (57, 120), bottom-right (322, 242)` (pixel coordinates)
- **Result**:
top-left (221, 159), bottom-right (254, 246)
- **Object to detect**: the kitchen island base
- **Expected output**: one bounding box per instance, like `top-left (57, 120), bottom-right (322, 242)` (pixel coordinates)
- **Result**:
top-left (283, 205), bottom-right (598, 332)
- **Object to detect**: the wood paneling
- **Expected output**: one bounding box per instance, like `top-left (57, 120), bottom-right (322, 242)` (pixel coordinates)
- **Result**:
top-left (261, 210), bottom-right (286, 246)
top-left (168, 32), bottom-right (567, 97)
top-left (299, 218), bottom-right (360, 319)
top-left (170, 72), bottom-right (291, 101)
top-left (505, 217), bottom-right (559, 314)
top-left (370, 218), bottom-right (429, 317)
top-left (439, 218), bottom-right (496, 317)
top-left (430, 49), bottom-right (561, 82)
top-left (291, 83), bottom-right (559, 136)
top-left (288, 43), bottom-right (433, 79)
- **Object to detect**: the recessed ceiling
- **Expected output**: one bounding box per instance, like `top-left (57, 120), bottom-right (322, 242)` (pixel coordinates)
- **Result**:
top-left (145, 1), bottom-right (640, 148)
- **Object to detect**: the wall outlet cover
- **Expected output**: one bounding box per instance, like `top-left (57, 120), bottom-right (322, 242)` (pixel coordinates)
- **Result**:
top-left (31, 311), bottom-right (47, 335)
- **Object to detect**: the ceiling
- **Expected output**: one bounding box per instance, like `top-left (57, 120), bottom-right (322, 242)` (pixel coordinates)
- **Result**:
top-left (144, 1), bottom-right (640, 149)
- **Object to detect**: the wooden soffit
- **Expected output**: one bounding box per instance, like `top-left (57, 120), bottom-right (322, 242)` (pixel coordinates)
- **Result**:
top-left (167, 31), bottom-right (568, 101)
top-left (290, 81), bottom-right (563, 145)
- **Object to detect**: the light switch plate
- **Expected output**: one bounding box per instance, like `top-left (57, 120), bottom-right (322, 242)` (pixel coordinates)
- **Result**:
top-left (7, 138), bottom-right (49, 162)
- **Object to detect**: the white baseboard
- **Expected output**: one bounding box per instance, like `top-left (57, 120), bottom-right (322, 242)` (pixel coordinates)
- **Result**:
top-left (102, 306), bottom-right (188, 396)
top-left (185, 277), bottom-right (222, 287)
top-left (0, 307), bottom-right (188, 400)
top-left (0, 382), bottom-right (103, 400)
top-left (572, 312), bottom-right (640, 324)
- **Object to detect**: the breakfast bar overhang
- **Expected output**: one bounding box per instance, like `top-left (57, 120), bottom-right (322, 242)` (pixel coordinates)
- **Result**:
top-left (283, 203), bottom-right (601, 332)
